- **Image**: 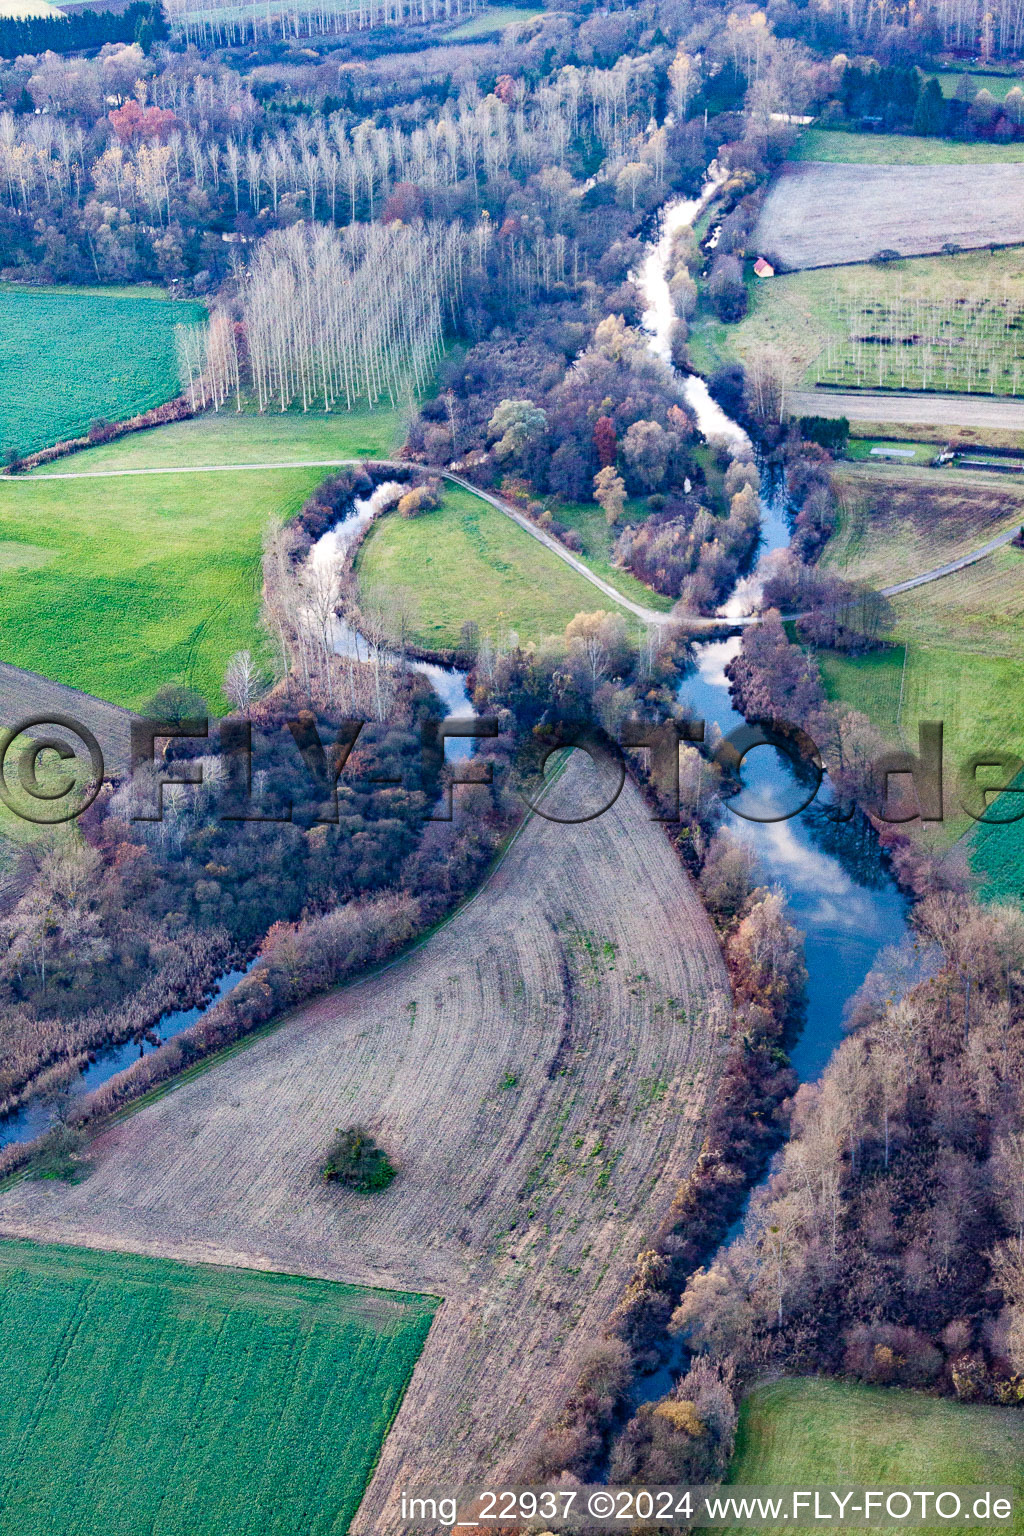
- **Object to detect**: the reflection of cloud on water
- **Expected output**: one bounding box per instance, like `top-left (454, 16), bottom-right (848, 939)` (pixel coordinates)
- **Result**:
top-left (731, 810), bottom-right (889, 937)
top-left (695, 637), bottom-right (741, 689)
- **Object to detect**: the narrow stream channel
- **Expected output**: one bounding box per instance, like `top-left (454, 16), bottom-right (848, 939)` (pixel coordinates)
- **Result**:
top-left (623, 180), bottom-right (912, 1406)
top-left (0, 964), bottom-right (253, 1150)
top-left (638, 177), bottom-right (911, 1082)
top-left (308, 481), bottom-right (476, 760)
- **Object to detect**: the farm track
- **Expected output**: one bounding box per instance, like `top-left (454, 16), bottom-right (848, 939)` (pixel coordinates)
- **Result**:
top-left (0, 757), bottom-right (731, 1534)
top-left (789, 389), bottom-right (1024, 432)
top-left (881, 523), bottom-right (1022, 595)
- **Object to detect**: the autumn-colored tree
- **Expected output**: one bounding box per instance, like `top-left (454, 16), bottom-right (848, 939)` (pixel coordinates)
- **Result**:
top-left (593, 415), bottom-right (617, 468)
top-left (108, 99), bottom-right (176, 143)
top-left (381, 181), bottom-right (425, 224)
top-left (593, 465), bottom-right (626, 525)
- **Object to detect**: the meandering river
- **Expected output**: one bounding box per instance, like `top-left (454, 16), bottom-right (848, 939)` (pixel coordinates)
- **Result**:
top-left (1, 182), bottom-right (908, 1158)
top-left (636, 179), bottom-right (910, 1082)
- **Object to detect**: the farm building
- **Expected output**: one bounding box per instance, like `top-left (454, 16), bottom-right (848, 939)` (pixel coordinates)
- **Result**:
top-left (753, 257), bottom-right (775, 278)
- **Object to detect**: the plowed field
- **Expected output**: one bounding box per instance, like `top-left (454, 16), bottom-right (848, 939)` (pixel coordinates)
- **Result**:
top-left (0, 756), bottom-right (730, 1533)
top-left (755, 161), bottom-right (1024, 269)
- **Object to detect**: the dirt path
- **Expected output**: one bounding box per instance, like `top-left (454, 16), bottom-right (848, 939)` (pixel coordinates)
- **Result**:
top-left (0, 757), bottom-right (730, 1534)
top-left (789, 389), bottom-right (1024, 432)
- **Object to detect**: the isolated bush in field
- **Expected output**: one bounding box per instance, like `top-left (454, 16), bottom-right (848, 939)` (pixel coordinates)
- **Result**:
top-left (322, 1126), bottom-right (396, 1192)
top-left (28, 1120), bottom-right (85, 1183)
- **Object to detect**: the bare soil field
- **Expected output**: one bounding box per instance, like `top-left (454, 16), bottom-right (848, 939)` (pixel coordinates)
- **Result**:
top-left (827, 464), bottom-right (1024, 586)
top-left (0, 755), bottom-right (730, 1534)
top-left (0, 661), bottom-right (134, 777)
top-left (790, 389), bottom-right (1024, 432)
top-left (756, 162), bottom-right (1024, 269)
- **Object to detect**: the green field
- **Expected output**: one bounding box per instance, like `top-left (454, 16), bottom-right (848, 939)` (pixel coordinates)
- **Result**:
top-left (790, 127), bottom-right (1024, 163)
top-left (845, 440), bottom-right (938, 465)
top-left (356, 485), bottom-right (634, 650)
top-left (724, 1379), bottom-right (1024, 1534)
top-left (971, 765), bottom-right (1024, 901)
top-left (819, 464), bottom-right (1024, 855)
top-left (550, 498), bottom-right (673, 613)
top-left (817, 645), bottom-right (905, 740)
top-left (0, 409), bottom-right (406, 710)
top-left (686, 248), bottom-right (1024, 391)
top-left (932, 70), bottom-right (1023, 100)
top-left (0, 287), bottom-right (206, 459)
top-left (443, 4), bottom-right (541, 37)
top-left (0, 1238), bottom-right (436, 1536)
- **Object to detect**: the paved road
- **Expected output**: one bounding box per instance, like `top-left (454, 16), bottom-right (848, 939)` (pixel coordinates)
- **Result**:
top-left (789, 389), bottom-right (1024, 432)
top-left (881, 522), bottom-right (1022, 596)
top-left (11, 457), bottom-right (678, 628)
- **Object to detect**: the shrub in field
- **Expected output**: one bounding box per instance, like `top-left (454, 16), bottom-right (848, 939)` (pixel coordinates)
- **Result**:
top-left (397, 480), bottom-right (442, 518)
top-left (322, 1127), bottom-right (396, 1191)
top-left (28, 1120), bottom-right (85, 1183)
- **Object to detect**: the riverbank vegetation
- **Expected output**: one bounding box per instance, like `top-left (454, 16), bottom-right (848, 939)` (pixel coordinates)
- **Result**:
top-left (5, 0), bottom-right (1024, 1514)
top-left (0, 1238), bottom-right (436, 1536)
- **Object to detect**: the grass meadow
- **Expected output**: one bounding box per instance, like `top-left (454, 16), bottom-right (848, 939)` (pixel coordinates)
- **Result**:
top-left (820, 466), bottom-right (1024, 860)
top-left (355, 484), bottom-right (633, 649)
top-left (723, 1379), bottom-right (1024, 1534)
top-left (817, 645), bottom-right (905, 741)
top-left (790, 127), bottom-right (1024, 163)
top-left (931, 70), bottom-right (1023, 100)
top-left (0, 409), bottom-right (406, 710)
top-left (550, 498), bottom-right (674, 613)
top-left (0, 286), bottom-right (205, 458)
top-left (443, 4), bottom-right (542, 37)
top-left (0, 1238), bottom-right (436, 1536)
